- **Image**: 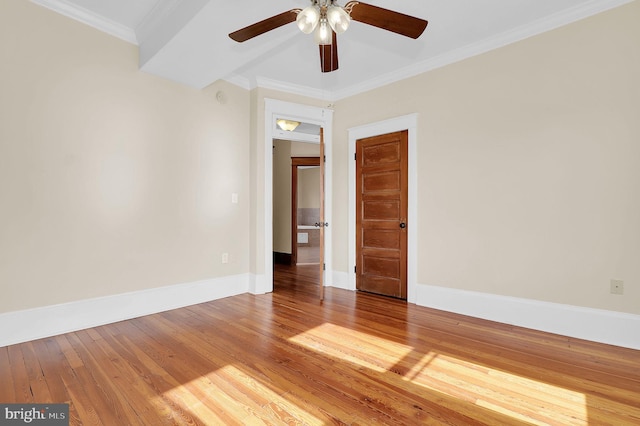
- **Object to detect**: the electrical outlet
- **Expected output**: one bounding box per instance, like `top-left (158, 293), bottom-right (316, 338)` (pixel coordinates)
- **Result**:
top-left (610, 279), bottom-right (624, 295)
top-left (222, 253), bottom-right (229, 264)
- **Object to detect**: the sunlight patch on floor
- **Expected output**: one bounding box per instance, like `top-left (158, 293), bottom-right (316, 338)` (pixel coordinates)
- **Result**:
top-left (288, 322), bottom-right (414, 373)
top-left (404, 352), bottom-right (588, 425)
top-left (159, 365), bottom-right (324, 425)
top-left (287, 322), bottom-right (592, 425)
top-left (158, 381), bottom-right (225, 424)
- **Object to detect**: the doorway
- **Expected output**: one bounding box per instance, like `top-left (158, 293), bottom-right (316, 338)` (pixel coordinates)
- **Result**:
top-left (291, 157), bottom-right (321, 265)
top-left (272, 139), bottom-right (321, 266)
top-left (272, 138), bottom-right (325, 299)
top-left (262, 99), bottom-right (333, 296)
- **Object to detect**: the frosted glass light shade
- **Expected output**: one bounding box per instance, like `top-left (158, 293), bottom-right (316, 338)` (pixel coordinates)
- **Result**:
top-left (327, 5), bottom-right (350, 34)
top-left (296, 6), bottom-right (320, 34)
top-left (314, 19), bottom-right (333, 45)
top-left (276, 119), bottom-right (300, 132)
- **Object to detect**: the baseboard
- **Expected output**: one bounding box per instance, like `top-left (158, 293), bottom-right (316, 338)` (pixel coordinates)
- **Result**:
top-left (416, 283), bottom-right (640, 350)
top-left (273, 252), bottom-right (292, 265)
top-left (0, 273), bottom-right (250, 348)
top-left (330, 270), bottom-right (353, 291)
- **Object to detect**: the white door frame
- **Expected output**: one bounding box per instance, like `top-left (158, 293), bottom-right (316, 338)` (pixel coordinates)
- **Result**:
top-left (261, 99), bottom-right (333, 294)
top-left (348, 114), bottom-right (418, 303)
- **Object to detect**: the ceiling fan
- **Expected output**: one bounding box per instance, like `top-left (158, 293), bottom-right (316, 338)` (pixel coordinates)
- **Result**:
top-left (229, 1), bottom-right (428, 73)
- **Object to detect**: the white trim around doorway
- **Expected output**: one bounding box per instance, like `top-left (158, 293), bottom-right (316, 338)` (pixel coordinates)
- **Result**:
top-left (262, 99), bottom-right (334, 294)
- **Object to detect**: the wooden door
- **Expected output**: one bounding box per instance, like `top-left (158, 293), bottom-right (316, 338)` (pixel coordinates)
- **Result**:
top-left (356, 130), bottom-right (408, 299)
top-left (319, 128), bottom-right (326, 301)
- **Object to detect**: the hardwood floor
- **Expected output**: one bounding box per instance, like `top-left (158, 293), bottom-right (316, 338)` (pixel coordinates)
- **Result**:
top-left (2, 264), bottom-right (639, 425)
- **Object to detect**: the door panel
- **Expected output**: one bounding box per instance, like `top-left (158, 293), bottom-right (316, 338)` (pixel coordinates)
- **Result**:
top-left (359, 275), bottom-right (400, 297)
top-left (363, 200), bottom-right (400, 220)
top-left (363, 256), bottom-right (400, 277)
top-left (362, 142), bottom-right (400, 165)
top-left (356, 130), bottom-right (408, 299)
top-left (363, 230), bottom-right (400, 249)
top-left (363, 171), bottom-right (401, 191)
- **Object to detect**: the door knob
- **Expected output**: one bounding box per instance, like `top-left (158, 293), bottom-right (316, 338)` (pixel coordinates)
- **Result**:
top-left (399, 222), bottom-right (406, 229)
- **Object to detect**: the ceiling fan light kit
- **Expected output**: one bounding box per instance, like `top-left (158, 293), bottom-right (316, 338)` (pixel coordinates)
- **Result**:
top-left (297, 1), bottom-right (352, 40)
top-left (297, 5), bottom-right (320, 34)
top-left (314, 18), bottom-right (333, 45)
top-left (327, 5), bottom-right (351, 34)
top-left (229, 0), bottom-right (428, 73)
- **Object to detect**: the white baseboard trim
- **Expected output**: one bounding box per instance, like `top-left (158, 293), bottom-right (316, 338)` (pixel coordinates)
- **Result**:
top-left (330, 270), bottom-right (353, 291)
top-left (416, 283), bottom-right (640, 350)
top-left (0, 273), bottom-right (250, 348)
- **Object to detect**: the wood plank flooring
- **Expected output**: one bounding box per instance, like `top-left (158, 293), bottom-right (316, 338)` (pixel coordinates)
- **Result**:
top-left (2, 264), bottom-right (639, 425)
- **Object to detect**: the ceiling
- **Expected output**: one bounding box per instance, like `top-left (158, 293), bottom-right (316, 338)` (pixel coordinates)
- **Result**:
top-left (32, 0), bottom-right (633, 101)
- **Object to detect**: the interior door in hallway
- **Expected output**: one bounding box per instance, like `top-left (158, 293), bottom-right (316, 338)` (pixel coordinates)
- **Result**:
top-left (356, 130), bottom-right (408, 299)
top-left (318, 127), bottom-right (326, 300)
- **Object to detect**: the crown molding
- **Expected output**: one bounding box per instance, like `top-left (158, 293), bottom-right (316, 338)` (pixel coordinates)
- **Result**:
top-left (256, 77), bottom-right (334, 101)
top-left (254, 0), bottom-right (635, 102)
top-left (332, 0), bottom-right (635, 100)
top-left (31, 0), bottom-right (138, 44)
top-left (223, 74), bottom-right (252, 91)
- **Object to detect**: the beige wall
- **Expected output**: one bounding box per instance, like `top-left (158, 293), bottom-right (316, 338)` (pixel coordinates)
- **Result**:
top-left (298, 168), bottom-right (321, 209)
top-left (333, 2), bottom-right (640, 314)
top-left (290, 141), bottom-right (320, 157)
top-left (0, 0), bottom-right (250, 312)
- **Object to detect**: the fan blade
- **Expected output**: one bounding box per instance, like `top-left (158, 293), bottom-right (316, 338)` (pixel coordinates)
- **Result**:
top-left (346, 2), bottom-right (428, 39)
top-left (319, 32), bottom-right (339, 73)
top-left (229, 10), bottom-right (299, 42)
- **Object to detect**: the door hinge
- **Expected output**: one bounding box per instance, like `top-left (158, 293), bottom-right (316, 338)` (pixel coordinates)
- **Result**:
top-left (354, 153), bottom-right (357, 160)
top-left (323, 263), bottom-right (326, 271)
top-left (354, 266), bottom-right (357, 273)
top-left (324, 155), bottom-right (326, 162)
